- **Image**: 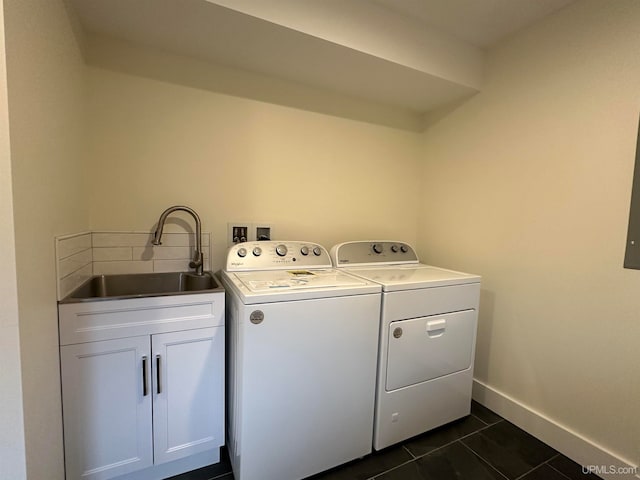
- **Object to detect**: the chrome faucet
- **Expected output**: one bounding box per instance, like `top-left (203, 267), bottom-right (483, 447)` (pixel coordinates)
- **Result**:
top-left (152, 205), bottom-right (204, 276)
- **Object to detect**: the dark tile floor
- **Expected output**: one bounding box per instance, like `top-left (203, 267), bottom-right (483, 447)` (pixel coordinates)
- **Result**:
top-left (168, 401), bottom-right (601, 480)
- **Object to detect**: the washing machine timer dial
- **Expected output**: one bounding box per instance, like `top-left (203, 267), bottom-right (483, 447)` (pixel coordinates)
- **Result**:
top-left (372, 243), bottom-right (384, 254)
top-left (226, 241), bottom-right (332, 270)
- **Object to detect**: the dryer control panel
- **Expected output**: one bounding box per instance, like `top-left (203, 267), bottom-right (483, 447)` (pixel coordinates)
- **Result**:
top-left (226, 241), bottom-right (332, 271)
top-left (331, 241), bottom-right (419, 266)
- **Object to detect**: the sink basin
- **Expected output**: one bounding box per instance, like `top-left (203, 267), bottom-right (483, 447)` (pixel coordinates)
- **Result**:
top-left (61, 271), bottom-right (223, 303)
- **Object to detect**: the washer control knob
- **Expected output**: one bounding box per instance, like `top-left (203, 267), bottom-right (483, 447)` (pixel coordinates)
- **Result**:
top-left (300, 246), bottom-right (309, 256)
top-left (252, 247), bottom-right (262, 256)
top-left (400, 245), bottom-right (408, 253)
top-left (275, 244), bottom-right (288, 257)
top-left (372, 243), bottom-right (384, 254)
top-left (391, 244), bottom-right (399, 253)
top-left (312, 246), bottom-right (322, 256)
top-left (237, 247), bottom-right (247, 258)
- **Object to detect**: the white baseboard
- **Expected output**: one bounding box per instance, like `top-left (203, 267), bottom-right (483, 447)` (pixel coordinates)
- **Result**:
top-left (472, 379), bottom-right (639, 480)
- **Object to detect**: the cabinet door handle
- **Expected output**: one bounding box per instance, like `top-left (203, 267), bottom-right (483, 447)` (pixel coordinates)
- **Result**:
top-left (156, 354), bottom-right (161, 394)
top-left (142, 356), bottom-right (149, 396)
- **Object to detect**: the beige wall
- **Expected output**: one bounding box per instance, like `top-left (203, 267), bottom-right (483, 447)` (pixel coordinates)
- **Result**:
top-left (0, 0), bottom-right (26, 477)
top-left (419, 0), bottom-right (640, 466)
top-left (4, 0), bottom-right (639, 477)
top-left (85, 66), bottom-right (421, 272)
top-left (4, 0), bottom-right (89, 478)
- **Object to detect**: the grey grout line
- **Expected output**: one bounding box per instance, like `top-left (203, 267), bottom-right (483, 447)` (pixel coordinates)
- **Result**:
top-left (512, 454), bottom-right (570, 480)
top-left (545, 455), bottom-right (576, 480)
top-left (470, 411), bottom-right (506, 427)
top-left (513, 462), bottom-right (544, 480)
top-left (402, 444), bottom-right (416, 459)
top-left (209, 473), bottom-right (233, 480)
top-left (470, 411), bottom-right (490, 426)
top-left (411, 418), bottom-right (503, 461)
top-left (458, 440), bottom-right (511, 480)
top-left (370, 455), bottom-right (419, 479)
top-left (371, 420), bottom-right (505, 479)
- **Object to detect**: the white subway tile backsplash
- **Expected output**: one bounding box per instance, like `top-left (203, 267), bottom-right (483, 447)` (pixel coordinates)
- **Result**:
top-left (93, 260), bottom-right (154, 275)
top-left (56, 233), bottom-right (92, 300)
top-left (58, 249), bottom-right (93, 279)
top-left (56, 231), bottom-right (214, 300)
top-left (152, 232), bottom-right (210, 247)
top-left (93, 247), bottom-right (133, 262)
top-left (153, 258), bottom-right (211, 273)
top-left (92, 232), bottom-right (152, 247)
top-left (59, 263), bottom-right (92, 300)
top-left (152, 259), bottom-right (192, 273)
top-left (56, 232), bottom-right (91, 259)
top-left (132, 246), bottom-right (209, 261)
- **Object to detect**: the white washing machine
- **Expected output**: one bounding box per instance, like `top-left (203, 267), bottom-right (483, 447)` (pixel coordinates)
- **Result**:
top-left (330, 241), bottom-right (481, 451)
top-left (220, 241), bottom-right (382, 480)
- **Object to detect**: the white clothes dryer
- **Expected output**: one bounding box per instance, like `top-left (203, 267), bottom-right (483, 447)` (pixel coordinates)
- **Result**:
top-left (330, 241), bottom-right (481, 451)
top-left (220, 241), bottom-right (381, 480)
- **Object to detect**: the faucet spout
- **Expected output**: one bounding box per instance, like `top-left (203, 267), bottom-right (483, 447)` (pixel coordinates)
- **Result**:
top-left (152, 205), bottom-right (204, 275)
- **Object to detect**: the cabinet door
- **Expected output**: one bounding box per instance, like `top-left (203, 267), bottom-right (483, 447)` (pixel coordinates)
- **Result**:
top-left (152, 327), bottom-right (224, 465)
top-left (60, 336), bottom-right (153, 480)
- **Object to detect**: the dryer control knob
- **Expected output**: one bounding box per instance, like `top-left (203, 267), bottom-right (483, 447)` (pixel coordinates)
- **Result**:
top-left (372, 243), bottom-right (384, 254)
top-left (300, 246), bottom-right (309, 256)
top-left (237, 247), bottom-right (247, 258)
top-left (400, 245), bottom-right (408, 253)
top-left (253, 247), bottom-right (262, 256)
top-left (312, 246), bottom-right (322, 256)
top-left (391, 244), bottom-right (399, 253)
top-left (275, 244), bottom-right (288, 257)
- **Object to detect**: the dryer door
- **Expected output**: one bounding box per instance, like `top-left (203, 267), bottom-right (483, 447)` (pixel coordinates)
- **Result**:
top-left (385, 310), bottom-right (476, 391)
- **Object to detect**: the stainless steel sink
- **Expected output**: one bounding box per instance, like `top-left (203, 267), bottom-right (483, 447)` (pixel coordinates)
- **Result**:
top-left (60, 271), bottom-right (223, 303)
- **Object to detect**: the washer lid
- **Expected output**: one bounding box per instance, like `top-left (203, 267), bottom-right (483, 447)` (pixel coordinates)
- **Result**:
top-left (235, 269), bottom-right (370, 292)
top-left (345, 264), bottom-right (480, 291)
top-left (222, 268), bottom-right (380, 303)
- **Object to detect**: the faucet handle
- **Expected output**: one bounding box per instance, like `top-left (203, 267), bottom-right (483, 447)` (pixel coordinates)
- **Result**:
top-left (189, 251), bottom-right (204, 275)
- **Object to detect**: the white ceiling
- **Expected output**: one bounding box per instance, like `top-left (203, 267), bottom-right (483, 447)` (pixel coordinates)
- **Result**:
top-left (70, 0), bottom-right (575, 116)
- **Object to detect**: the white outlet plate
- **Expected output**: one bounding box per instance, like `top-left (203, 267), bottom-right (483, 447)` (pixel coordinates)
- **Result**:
top-left (252, 223), bottom-right (273, 241)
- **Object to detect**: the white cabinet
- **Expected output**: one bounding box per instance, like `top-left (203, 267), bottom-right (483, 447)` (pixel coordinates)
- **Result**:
top-left (58, 293), bottom-right (224, 480)
top-left (152, 328), bottom-right (224, 464)
top-left (60, 337), bottom-right (153, 480)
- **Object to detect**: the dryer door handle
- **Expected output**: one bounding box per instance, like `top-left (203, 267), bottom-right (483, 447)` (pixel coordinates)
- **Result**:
top-left (426, 319), bottom-right (446, 337)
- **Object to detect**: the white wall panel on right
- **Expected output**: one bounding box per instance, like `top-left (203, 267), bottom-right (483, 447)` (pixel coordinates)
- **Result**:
top-left (419, 0), bottom-right (640, 467)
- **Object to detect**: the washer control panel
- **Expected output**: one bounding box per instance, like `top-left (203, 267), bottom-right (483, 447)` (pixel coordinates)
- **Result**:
top-left (330, 241), bottom-right (419, 266)
top-left (227, 241), bottom-right (332, 271)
